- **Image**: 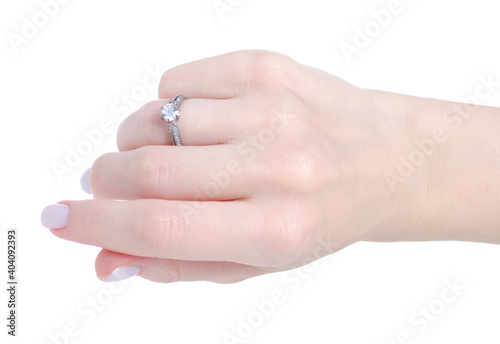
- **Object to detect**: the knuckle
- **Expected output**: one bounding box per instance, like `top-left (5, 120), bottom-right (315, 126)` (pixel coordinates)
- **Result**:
top-left (240, 50), bottom-right (298, 90)
top-left (266, 91), bottom-right (303, 129)
top-left (140, 208), bottom-right (186, 253)
top-left (141, 101), bottom-right (167, 144)
top-left (289, 151), bottom-right (325, 193)
top-left (90, 152), bottom-right (114, 195)
top-left (162, 261), bottom-right (182, 283)
top-left (134, 147), bottom-right (170, 198)
top-left (78, 200), bottom-right (100, 240)
top-left (159, 69), bottom-right (177, 98)
top-left (258, 208), bottom-right (310, 266)
top-left (116, 122), bottom-right (128, 151)
top-left (140, 100), bottom-right (163, 120)
top-left (269, 148), bottom-right (325, 195)
top-left (117, 100), bottom-right (164, 151)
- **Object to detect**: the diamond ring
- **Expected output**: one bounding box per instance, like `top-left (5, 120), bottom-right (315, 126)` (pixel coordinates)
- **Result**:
top-left (161, 95), bottom-right (186, 146)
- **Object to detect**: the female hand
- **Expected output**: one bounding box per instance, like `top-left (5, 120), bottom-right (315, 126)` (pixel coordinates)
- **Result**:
top-left (40, 50), bottom-right (443, 283)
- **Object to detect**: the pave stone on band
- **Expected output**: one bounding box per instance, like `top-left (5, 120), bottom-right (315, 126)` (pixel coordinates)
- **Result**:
top-left (161, 95), bottom-right (186, 146)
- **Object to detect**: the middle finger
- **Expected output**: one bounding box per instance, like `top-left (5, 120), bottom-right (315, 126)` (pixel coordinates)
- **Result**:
top-left (89, 144), bottom-right (252, 201)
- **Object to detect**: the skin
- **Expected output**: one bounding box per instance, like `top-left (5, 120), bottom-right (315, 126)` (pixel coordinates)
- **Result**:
top-left (49, 50), bottom-right (500, 283)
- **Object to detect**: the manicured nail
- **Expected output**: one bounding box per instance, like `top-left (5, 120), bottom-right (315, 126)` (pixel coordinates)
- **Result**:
top-left (80, 168), bottom-right (92, 194)
top-left (98, 266), bottom-right (141, 282)
top-left (41, 204), bottom-right (70, 229)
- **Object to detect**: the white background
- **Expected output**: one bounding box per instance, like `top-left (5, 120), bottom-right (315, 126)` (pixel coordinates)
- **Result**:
top-left (1, 0), bottom-right (500, 343)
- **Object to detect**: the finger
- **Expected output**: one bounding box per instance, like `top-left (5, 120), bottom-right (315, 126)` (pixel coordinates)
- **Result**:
top-left (95, 249), bottom-right (274, 284)
top-left (158, 50), bottom-right (297, 99)
top-left (117, 98), bottom-right (246, 150)
top-left (90, 145), bottom-right (253, 201)
top-left (50, 199), bottom-right (295, 267)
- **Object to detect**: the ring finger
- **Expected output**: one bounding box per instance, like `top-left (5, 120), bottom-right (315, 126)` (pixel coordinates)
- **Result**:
top-left (117, 97), bottom-right (249, 151)
top-left (89, 144), bottom-right (256, 201)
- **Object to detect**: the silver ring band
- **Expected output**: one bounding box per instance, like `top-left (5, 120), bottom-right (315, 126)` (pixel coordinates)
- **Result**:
top-left (161, 95), bottom-right (186, 146)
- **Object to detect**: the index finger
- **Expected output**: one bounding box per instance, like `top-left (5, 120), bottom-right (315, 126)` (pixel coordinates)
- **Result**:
top-left (158, 50), bottom-right (297, 99)
top-left (48, 199), bottom-right (301, 268)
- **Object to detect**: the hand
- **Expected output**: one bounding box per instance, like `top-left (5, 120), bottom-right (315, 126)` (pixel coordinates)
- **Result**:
top-left (41, 50), bottom-right (437, 283)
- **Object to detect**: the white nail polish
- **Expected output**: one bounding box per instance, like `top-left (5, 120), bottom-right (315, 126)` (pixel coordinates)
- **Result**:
top-left (98, 266), bottom-right (141, 282)
top-left (80, 168), bottom-right (92, 194)
top-left (41, 204), bottom-right (70, 229)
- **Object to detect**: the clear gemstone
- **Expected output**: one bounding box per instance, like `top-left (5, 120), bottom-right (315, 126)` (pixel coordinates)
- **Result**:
top-left (161, 103), bottom-right (179, 122)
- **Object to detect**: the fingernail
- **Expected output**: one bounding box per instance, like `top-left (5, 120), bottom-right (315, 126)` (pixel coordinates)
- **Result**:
top-left (41, 204), bottom-right (70, 229)
top-left (80, 168), bottom-right (92, 194)
top-left (98, 266), bottom-right (141, 282)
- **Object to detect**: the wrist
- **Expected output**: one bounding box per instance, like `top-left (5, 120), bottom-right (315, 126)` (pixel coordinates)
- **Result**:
top-left (366, 89), bottom-right (500, 243)
top-left (419, 99), bottom-right (500, 243)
